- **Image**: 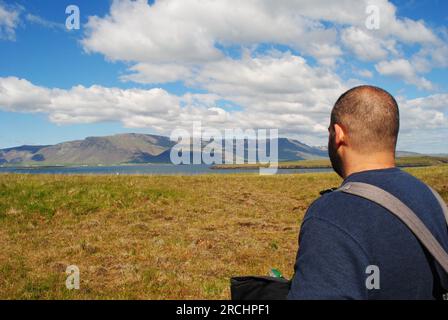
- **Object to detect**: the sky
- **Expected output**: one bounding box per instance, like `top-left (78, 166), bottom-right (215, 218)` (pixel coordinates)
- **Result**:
top-left (0, 0), bottom-right (447, 154)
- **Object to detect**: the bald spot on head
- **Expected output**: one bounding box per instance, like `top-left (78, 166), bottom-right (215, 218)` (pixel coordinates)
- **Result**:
top-left (331, 85), bottom-right (400, 153)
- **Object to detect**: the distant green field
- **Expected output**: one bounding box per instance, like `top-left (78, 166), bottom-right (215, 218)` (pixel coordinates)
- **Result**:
top-left (4, 155), bottom-right (447, 170)
top-left (212, 156), bottom-right (448, 169)
top-left (0, 166), bottom-right (447, 299)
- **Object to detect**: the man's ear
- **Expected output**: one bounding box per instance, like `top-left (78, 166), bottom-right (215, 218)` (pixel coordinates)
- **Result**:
top-left (334, 123), bottom-right (346, 147)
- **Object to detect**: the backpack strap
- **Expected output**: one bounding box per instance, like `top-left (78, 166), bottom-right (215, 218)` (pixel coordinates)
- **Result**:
top-left (337, 182), bottom-right (448, 274)
top-left (427, 186), bottom-right (448, 225)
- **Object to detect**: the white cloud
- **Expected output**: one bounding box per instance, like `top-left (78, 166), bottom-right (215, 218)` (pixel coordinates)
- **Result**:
top-left (120, 62), bottom-right (194, 84)
top-left (0, 73), bottom-right (339, 140)
top-left (0, 77), bottom-right (181, 128)
top-left (81, 0), bottom-right (440, 63)
top-left (80, 0), bottom-right (445, 92)
top-left (356, 69), bottom-right (374, 79)
top-left (397, 94), bottom-right (448, 154)
top-left (1, 76), bottom-right (447, 150)
top-left (119, 50), bottom-right (350, 134)
top-left (0, 3), bottom-right (21, 40)
top-left (411, 41), bottom-right (448, 75)
top-left (341, 27), bottom-right (390, 61)
top-left (397, 94), bottom-right (448, 151)
top-left (81, 0), bottom-right (346, 67)
top-left (254, 0), bottom-right (437, 44)
top-left (375, 59), bottom-right (434, 90)
top-left (0, 77), bottom-right (50, 111)
top-left (25, 13), bottom-right (65, 30)
top-left (192, 51), bottom-right (346, 116)
top-left (403, 93), bottom-right (448, 112)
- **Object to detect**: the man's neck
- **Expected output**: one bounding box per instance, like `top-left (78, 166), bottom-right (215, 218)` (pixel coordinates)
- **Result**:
top-left (342, 152), bottom-right (396, 179)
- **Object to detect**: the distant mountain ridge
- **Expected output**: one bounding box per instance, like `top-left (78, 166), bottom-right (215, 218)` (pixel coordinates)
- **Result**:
top-left (0, 133), bottom-right (329, 165)
top-left (0, 134), bottom-right (173, 165)
top-left (0, 133), bottom-right (421, 165)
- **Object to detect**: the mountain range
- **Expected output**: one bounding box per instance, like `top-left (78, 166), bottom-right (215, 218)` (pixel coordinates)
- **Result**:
top-left (0, 133), bottom-right (332, 165)
top-left (0, 133), bottom-right (426, 166)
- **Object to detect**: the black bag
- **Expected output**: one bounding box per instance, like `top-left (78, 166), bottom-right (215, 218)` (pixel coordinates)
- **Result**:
top-left (230, 276), bottom-right (291, 300)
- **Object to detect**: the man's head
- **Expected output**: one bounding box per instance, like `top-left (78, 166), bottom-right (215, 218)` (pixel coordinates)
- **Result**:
top-left (328, 85), bottom-right (399, 178)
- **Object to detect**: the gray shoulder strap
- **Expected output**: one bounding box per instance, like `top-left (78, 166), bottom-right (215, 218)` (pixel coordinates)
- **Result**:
top-left (338, 182), bottom-right (448, 274)
top-left (427, 186), bottom-right (448, 225)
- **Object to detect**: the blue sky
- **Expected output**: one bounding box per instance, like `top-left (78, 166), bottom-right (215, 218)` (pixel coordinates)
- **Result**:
top-left (0, 0), bottom-right (447, 153)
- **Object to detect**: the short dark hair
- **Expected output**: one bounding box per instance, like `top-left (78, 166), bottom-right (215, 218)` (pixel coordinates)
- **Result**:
top-left (331, 85), bottom-right (399, 153)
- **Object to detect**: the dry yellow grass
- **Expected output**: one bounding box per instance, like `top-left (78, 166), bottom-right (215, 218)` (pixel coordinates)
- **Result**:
top-left (0, 166), bottom-right (447, 299)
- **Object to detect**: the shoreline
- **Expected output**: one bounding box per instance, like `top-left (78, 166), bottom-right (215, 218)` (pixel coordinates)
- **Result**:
top-left (210, 163), bottom-right (434, 170)
top-left (1, 156), bottom-right (447, 171)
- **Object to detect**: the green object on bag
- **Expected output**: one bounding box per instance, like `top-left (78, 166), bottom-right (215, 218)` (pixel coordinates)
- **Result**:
top-left (269, 268), bottom-right (283, 278)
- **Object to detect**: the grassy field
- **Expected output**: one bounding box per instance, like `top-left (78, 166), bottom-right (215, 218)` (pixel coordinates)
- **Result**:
top-left (0, 166), bottom-right (447, 299)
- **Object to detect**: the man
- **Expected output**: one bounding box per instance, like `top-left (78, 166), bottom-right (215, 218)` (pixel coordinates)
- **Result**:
top-left (287, 85), bottom-right (448, 299)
